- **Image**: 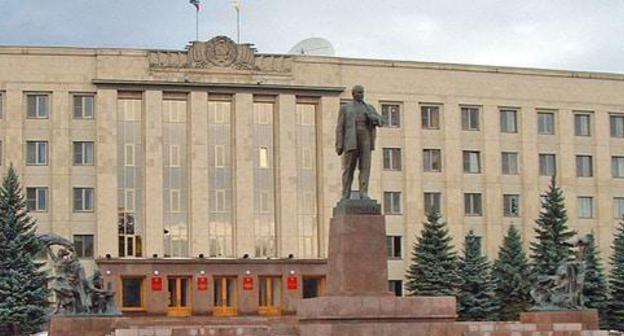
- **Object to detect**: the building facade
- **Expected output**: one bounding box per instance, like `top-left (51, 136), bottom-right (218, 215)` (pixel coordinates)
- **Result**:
top-left (1, 36), bottom-right (624, 315)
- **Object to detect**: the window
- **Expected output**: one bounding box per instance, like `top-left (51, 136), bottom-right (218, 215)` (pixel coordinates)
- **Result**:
top-left (386, 236), bottom-right (402, 259)
top-left (613, 157), bottom-right (624, 178)
top-left (389, 280), bottom-right (403, 297)
top-left (214, 145), bottom-right (225, 167)
top-left (169, 189), bottom-right (181, 213)
top-left (302, 277), bottom-right (325, 299)
top-left (73, 141), bottom-right (94, 165)
top-left (73, 187), bottom-right (94, 212)
top-left (503, 194), bottom-right (520, 217)
top-left (381, 104), bottom-right (400, 128)
top-left (539, 154), bottom-right (556, 176)
top-left (574, 113), bottom-right (591, 136)
top-left (424, 192), bottom-right (441, 214)
top-left (423, 149), bottom-right (441, 172)
top-left (537, 112), bottom-right (555, 135)
top-left (259, 191), bottom-right (271, 213)
top-left (578, 197), bottom-right (594, 218)
top-left (611, 115), bottom-right (624, 138)
top-left (26, 94), bottom-right (49, 119)
top-left (614, 198), bottom-right (624, 219)
top-left (0, 141), bottom-right (3, 166)
top-left (254, 106), bottom-right (272, 124)
top-left (73, 94), bottom-right (94, 119)
top-left (501, 152), bottom-right (519, 175)
top-left (258, 276), bottom-right (281, 313)
top-left (383, 148), bottom-right (402, 171)
top-left (383, 192), bottom-right (401, 215)
top-left (124, 144), bottom-right (135, 166)
top-left (576, 155), bottom-right (593, 177)
top-left (26, 187), bottom-right (47, 212)
top-left (73, 235), bottom-right (94, 258)
top-left (26, 141), bottom-right (48, 165)
top-left (259, 147), bottom-right (269, 168)
top-left (463, 151), bottom-right (481, 173)
top-left (215, 189), bottom-right (226, 212)
top-left (421, 105), bottom-right (440, 129)
top-left (213, 276), bottom-right (237, 310)
top-left (301, 147), bottom-right (313, 170)
top-left (461, 106), bottom-right (480, 131)
top-left (124, 189), bottom-right (136, 212)
top-left (0, 92), bottom-right (3, 118)
top-left (121, 277), bottom-right (144, 309)
top-left (168, 145), bottom-right (180, 167)
top-left (500, 109), bottom-right (518, 133)
top-left (464, 193), bottom-right (482, 216)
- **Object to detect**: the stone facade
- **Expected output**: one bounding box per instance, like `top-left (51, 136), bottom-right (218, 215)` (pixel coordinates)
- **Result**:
top-left (2, 36), bottom-right (624, 308)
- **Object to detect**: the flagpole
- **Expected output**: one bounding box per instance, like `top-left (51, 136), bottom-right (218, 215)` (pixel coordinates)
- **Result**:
top-left (236, 8), bottom-right (240, 43)
top-left (196, 9), bottom-right (199, 41)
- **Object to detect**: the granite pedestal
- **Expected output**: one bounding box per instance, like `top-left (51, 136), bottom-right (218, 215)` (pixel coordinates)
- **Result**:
top-left (297, 198), bottom-right (457, 336)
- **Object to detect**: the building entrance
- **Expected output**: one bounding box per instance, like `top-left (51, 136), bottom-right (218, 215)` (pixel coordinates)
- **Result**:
top-left (167, 276), bottom-right (191, 317)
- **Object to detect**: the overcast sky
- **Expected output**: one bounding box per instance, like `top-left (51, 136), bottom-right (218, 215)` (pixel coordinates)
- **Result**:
top-left (1, 1), bottom-right (623, 73)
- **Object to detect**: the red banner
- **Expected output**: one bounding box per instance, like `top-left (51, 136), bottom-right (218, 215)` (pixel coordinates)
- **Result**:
top-left (287, 276), bottom-right (298, 290)
top-left (151, 276), bottom-right (162, 291)
top-left (243, 276), bottom-right (254, 290)
top-left (197, 277), bottom-right (208, 291)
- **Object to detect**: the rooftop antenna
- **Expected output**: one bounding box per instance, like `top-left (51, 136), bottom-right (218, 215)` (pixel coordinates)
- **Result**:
top-left (288, 37), bottom-right (335, 57)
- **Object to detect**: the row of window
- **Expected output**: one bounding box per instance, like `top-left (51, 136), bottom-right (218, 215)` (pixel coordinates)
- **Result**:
top-left (0, 93), bottom-right (94, 120)
top-left (26, 187), bottom-right (94, 212)
top-left (381, 102), bottom-right (624, 137)
top-left (384, 148), bottom-right (624, 178)
top-left (383, 191), bottom-right (622, 219)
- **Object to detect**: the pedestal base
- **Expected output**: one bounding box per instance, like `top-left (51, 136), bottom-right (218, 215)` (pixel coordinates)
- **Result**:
top-left (520, 309), bottom-right (599, 331)
top-left (298, 296), bottom-right (458, 336)
top-left (48, 315), bottom-right (129, 336)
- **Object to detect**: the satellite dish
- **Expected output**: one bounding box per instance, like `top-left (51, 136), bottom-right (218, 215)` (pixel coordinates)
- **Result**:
top-left (288, 37), bottom-right (335, 57)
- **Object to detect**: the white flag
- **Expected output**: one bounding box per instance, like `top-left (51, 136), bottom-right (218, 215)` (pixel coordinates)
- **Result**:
top-left (231, 0), bottom-right (241, 12)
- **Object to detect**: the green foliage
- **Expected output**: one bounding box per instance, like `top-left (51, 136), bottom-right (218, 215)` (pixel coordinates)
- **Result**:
top-left (0, 165), bottom-right (50, 335)
top-left (530, 176), bottom-right (576, 279)
top-left (492, 225), bottom-right (531, 321)
top-left (583, 233), bottom-right (608, 328)
top-left (457, 230), bottom-right (498, 321)
top-left (405, 210), bottom-right (459, 296)
top-left (608, 219), bottom-right (624, 331)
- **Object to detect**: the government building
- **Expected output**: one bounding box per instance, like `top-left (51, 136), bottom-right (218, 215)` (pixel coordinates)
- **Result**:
top-left (1, 36), bottom-right (624, 316)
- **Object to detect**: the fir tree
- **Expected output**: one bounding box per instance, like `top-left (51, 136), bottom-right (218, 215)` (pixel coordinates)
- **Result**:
top-left (492, 225), bottom-right (531, 321)
top-left (0, 165), bottom-right (49, 336)
top-left (457, 230), bottom-right (498, 321)
top-left (583, 233), bottom-right (608, 328)
top-left (405, 210), bottom-right (458, 296)
top-left (608, 218), bottom-right (624, 331)
top-left (530, 175), bottom-right (576, 278)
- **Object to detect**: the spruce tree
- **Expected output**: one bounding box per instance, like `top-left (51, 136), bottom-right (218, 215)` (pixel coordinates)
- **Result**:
top-left (492, 225), bottom-right (531, 321)
top-left (405, 210), bottom-right (458, 296)
top-left (583, 233), bottom-right (608, 328)
top-left (0, 165), bottom-right (50, 335)
top-left (457, 230), bottom-right (498, 321)
top-left (608, 218), bottom-right (624, 331)
top-left (530, 175), bottom-right (576, 278)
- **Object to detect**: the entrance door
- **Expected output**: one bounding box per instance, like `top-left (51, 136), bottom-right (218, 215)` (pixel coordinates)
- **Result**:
top-left (213, 276), bottom-right (238, 316)
top-left (258, 276), bottom-right (282, 316)
top-left (167, 276), bottom-right (191, 317)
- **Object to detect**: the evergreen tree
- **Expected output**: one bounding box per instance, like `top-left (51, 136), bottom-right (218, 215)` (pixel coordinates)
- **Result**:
top-left (492, 225), bottom-right (531, 321)
top-left (0, 165), bottom-right (49, 335)
top-left (405, 210), bottom-right (458, 296)
top-left (583, 233), bottom-right (608, 328)
top-left (457, 230), bottom-right (498, 321)
top-left (608, 218), bottom-right (624, 331)
top-left (530, 175), bottom-right (576, 278)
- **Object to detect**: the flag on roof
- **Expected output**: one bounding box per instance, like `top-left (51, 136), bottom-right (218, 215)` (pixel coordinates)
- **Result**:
top-left (189, 0), bottom-right (200, 11)
top-left (231, 0), bottom-right (241, 12)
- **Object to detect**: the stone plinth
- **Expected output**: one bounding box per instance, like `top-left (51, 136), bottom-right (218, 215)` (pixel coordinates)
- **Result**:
top-left (48, 315), bottom-right (129, 336)
top-left (520, 309), bottom-right (599, 331)
top-left (327, 198), bottom-right (388, 296)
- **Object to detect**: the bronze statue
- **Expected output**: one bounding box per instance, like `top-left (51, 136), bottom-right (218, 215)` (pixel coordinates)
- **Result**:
top-left (530, 235), bottom-right (589, 310)
top-left (38, 233), bottom-right (119, 315)
top-left (335, 85), bottom-right (384, 200)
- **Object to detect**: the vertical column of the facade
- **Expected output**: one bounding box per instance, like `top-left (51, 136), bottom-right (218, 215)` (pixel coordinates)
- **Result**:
top-left (401, 100), bottom-right (422, 278)
top-left (50, 90), bottom-right (71, 238)
top-left (144, 90), bottom-right (164, 257)
top-left (95, 89), bottom-right (118, 256)
top-left (482, 104), bottom-right (502, 256)
top-left (442, 102), bottom-right (464, 241)
top-left (318, 96), bottom-right (341, 258)
top-left (520, 105), bottom-right (539, 242)
top-left (276, 94), bottom-right (297, 257)
top-left (595, 109), bottom-right (612, 250)
top-left (558, 109), bottom-right (577, 228)
top-left (190, 91), bottom-right (209, 256)
top-left (234, 93), bottom-right (254, 257)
